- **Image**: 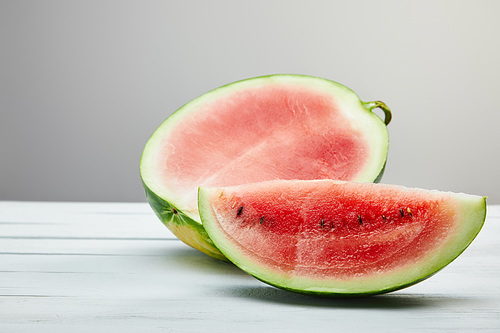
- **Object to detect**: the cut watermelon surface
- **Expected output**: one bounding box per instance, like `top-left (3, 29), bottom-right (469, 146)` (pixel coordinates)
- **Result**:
top-left (199, 180), bottom-right (486, 295)
top-left (140, 75), bottom-right (391, 260)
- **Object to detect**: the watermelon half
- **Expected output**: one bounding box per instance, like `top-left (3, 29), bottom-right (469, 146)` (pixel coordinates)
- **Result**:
top-left (198, 180), bottom-right (486, 295)
top-left (140, 74), bottom-right (392, 260)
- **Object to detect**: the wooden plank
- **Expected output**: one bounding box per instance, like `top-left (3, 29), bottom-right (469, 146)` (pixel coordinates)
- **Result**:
top-left (0, 201), bottom-right (499, 332)
top-left (0, 201), bottom-right (174, 239)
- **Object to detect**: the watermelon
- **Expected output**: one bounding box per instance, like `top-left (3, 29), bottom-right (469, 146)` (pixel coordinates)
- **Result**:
top-left (198, 180), bottom-right (486, 295)
top-left (140, 74), bottom-right (392, 260)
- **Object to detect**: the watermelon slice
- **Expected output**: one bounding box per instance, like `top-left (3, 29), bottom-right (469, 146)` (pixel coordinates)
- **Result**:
top-left (140, 75), bottom-right (392, 260)
top-left (198, 180), bottom-right (486, 295)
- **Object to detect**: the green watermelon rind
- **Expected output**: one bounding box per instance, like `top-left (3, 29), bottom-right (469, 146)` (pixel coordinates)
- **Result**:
top-left (144, 184), bottom-right (227, 260)
top-left (140, 74), bottom-right (391, 260)
top-left (198, 183), bottom-right (487, 296)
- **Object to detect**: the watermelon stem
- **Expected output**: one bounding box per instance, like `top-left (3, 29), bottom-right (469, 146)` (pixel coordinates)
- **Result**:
top-left (363, 101), bottom-right (392, 125)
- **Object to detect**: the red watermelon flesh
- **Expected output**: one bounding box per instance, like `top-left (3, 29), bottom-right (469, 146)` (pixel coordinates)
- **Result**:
top-left (199, 180), bottom-right (486, 295)
top-left (161, 85), bottom-right (366, 187)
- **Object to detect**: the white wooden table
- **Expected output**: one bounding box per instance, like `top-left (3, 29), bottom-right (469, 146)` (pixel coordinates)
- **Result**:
top-left (1, 201), bottom-right (499, 332)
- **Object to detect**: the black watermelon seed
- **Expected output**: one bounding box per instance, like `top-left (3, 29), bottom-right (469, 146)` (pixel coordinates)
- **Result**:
top-left (358, 215), bottom-right (363, 225)
top-left (400, 209), bottom-right (404, 217)
top-left (320, 219), bottom-right (325, 228)
top-left (382, 214), bottom-right (387, 221)
top-left (407, 208), bottom-right (413, 217)
top-left (237, 206), bottom-right (243, 216)
top-left (260, 216), bottom-right (265, 224)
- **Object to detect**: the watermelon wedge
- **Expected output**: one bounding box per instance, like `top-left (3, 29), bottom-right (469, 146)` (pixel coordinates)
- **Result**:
top-left (198, 180), bottom-right (486, 295)
top-left (140, 75), bottom-right (391, 260)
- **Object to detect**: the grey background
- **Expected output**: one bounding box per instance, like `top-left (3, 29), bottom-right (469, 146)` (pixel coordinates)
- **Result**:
top-left (1, 0), bottom-right (499, 203)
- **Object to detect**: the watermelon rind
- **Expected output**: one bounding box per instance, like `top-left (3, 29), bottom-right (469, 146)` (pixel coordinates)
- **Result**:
top-left (140, 74), bottom-right (391, 260)
top-left (144, 185), bottom-right (226, 260)
top-left (198, 180), bottom-right (487, 295)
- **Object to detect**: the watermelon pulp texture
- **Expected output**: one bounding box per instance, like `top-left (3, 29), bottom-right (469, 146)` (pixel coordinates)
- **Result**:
top-left (199, 180), bottom-right (486, 295)
top-left (140, 75), bottom-right (391, 260)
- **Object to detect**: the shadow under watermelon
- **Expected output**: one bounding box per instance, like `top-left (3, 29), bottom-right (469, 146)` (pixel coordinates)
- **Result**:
top-left (214, 285), bottom-right (485, 309)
